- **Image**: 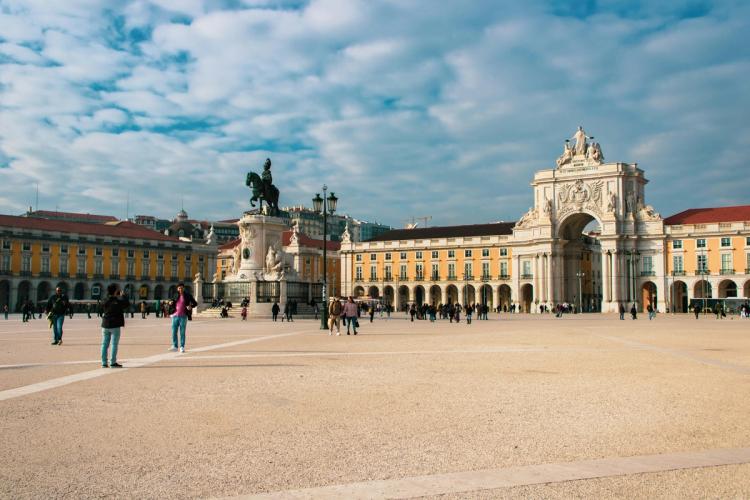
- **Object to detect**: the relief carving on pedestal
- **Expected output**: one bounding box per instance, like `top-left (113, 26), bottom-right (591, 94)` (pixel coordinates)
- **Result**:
top-left (556, 179), bottom-right (603, 219)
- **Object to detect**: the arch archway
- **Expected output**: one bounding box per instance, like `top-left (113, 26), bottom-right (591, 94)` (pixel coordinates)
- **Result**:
top-left (718, 279), bottom-right (737, 298)
top-left (520, 284), bottom-right (533, 313)
top-left (167, 285), bottom-right (177, 300)
top-left (498, 285), bottom-right (512, 311)
top-left (641, 281), bottom-right (657, 312)
top-left (414, 285), bottom-right (425, 306)
top-left (555, 211), bottom-right (603, 308)
top-left (17, 281), bottom-right (31, 311)
top-left (463, 284), bottom-right (475, 306)
top-left (353, 286), bottom-right (365, 298)
top-left (446, 285), bottom-right (458, 305)
top-left (154, 284), bottom-right (164, 300)
top-left (479, 284), bottom-right (493, 308)
top-left (36, 281), bottom-right (51, 302)
top-left (383, 286), bottom-right (394, 307)
top-left (74, 282), bottom-right (86, 300)
top-left (671, 280), bottom-right (688, 313)
top-left (429, 285), bottom-right (441, 306)
top-left (744, 280), bottom-right (750, 299)
top-left (397, 285), bottom-right (409, 311)
top-left (92, 282), bottom-right (104, 300)
top-left (693, 280), bottom-right (712, 298)
top-left (0, 280), bottom-right (9, 310)
top-left (138, 283), bottom-right (150, 300)
top-left (367, 286), bottom-right (379, 299)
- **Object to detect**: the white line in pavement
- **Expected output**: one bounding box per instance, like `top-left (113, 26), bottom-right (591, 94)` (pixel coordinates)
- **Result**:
top-left (225, 447), bottom-right (750, 499)
top-left (0, 346), bottom-right (637, 369)
top-left (0, 330), bottom-right (308, 402)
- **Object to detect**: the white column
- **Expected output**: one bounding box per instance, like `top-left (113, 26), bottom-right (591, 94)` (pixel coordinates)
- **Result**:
top-left (441, 285), bottom-right (448, 305)
top-left (546, 253), bottom-right (553, 305)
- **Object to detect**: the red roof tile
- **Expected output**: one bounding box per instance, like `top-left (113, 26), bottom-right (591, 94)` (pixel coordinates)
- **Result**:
top-left (27, 210), bottom-right (118, 222)
top-left (0, 214), bottom-right (183, 242)
top-left (664, 205), bottom-right (750, 225)
top-left (219, 238), bottom-right (241, 250)
top-left (282, 230), bottom-right (340, 251)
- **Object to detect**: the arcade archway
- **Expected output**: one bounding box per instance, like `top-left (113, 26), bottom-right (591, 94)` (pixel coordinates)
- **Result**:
top-left (520, 284), bottom-right (533, 313)
top-left (556, 212), bottom-right (603, 311)
top-left (429, 285), bottom-right (441, 306)
top-left (498, 285), bottom-right (511, 311)
top-left (670, 280), bottom-right (688, 313)
top-left (446, 285), bottom-right (458, 305)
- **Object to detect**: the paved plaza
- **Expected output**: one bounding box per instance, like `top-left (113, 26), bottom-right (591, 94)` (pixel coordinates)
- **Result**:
top-left (0, 313), bottom-right (749, 499)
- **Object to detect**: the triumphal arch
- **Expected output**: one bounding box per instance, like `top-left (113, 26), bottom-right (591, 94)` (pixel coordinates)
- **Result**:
top-left (511, 127), bottom-right (664, 313)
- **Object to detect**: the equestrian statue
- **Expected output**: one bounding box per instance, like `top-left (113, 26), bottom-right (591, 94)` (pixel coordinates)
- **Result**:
top-left (246, 158), bottom-right (280, 216)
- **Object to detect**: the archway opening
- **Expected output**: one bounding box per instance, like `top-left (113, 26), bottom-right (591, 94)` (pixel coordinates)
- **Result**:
top-left (744, 280), bottom-right (750, 299)
top-left (671, 280), bottom-right (688, 313)
top-left (154, 284), bottom-right (164, 300)
top-left (520, 284), bottom-right (533, 313)
top-left (479, 284), bottom-right (493, 308)
top-left (693, 280), bottom-right (712, 298)
top-left (414, 286), bottom-right (425, 307)
top-left (367, 286), bottom-right (379, 299)
top-left (398, 285), bottom-right (409, 311)
top-left (74, 282), bottom-right (86, 300)
top-left (641, 281), bottom-right (657, 312)
top-left (446, 285), bottom-right (458, 305)
top-left (463, 284), bottom-right (475, 306)
top-left (353, 286), bottom-right (365, 298)
top-left (0, 280), bottom-right (9, 310)
top-left (429, 285), bottom-right (441, 306)
top-left (556, 213), bottom-right (603, 312)
top-left (36, 281), bottom-right (51, 302)
top-left (383, 286), bottom-right (394, 307)
top-left (17, 281), bottom-right (31, 311)
top-left (718, 280), bottom-right (737, 298)
top-left (498, 285), bottom-right (511, 311)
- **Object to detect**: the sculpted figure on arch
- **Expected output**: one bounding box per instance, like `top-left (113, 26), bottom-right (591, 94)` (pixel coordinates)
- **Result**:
top-left (570, 126), bottom-right (590, 155)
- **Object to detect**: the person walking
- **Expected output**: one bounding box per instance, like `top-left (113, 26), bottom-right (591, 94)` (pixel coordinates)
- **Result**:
top-left (101, 284), bottom-right (129, 368)
top-left (168, 282), bottom-right (197, 353)
top-left (343, 296), bottom-right (358, 335)
top-left (140, 301), bottom-right (147, 319)
top-left (630, 303), bottom-right (637, 320)
top-left (45, 286), bottom-right (70, 345)
top-left (647, 303), bottom-right (655, 320)
top-left (240, 305), bottom-right (247, 320)
top-left (2, 304), bottom-right (7, 320)
top-left (271, 301), bottom-right (280, 321)
top-left (328, 297), bottom-right (341, 335)
top-left (619, 303), bottom-right (625, 320)
top-left (369, 304), bottom-right (375, 323)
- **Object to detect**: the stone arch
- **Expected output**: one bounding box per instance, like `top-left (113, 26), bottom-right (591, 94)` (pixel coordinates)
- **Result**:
top-left (498, 284), bottom-right (512, 311)
top-left (413, 285), bottom-right (425, 306)
top-left (671, 280), bottom-right (688, 313)
top-left (446, 285), bottom-right (458, 305)
top-left (463, 284), bottom-right (475, 306)
top-left (353, 286), bottom-right (365, 298)
top-left (718, 279), bottom-right (738, 298)
top-left (138, 283), bottom-right (150, 300)
top-left (154, 284), bottom-right (164, 300)
top-left (17, 280), bottom-right (32, 311)
top-left (0, 280), bottom-right (9, 310)
top-left (478, 284), bottom-right (493, 308)
top-left (36, 281), bottom-right (51, 302)
top-left (92, 282), bottom-right (104, 300)
top-left (167, 284), bottom-right (177, 299)
top-left (556, 210), bottom-right (604, 240)
top-left (383, 285), bottom-right (394, 307)
top-left (73, 282), bottom-right (87, 300)
top-left (641, 281), bottom-right (657, 312)
top-left (555, 211), bottom-right (604, 307)
top-left (693, 280), bottom-right (712, 298)
top-left (520, 284), bottom-right (533, 313)
top-left (429, 285), bottom-right (441, 306)
top-left (367, 285), bottom-right (380, 299)
top-left (397, 285), bottom-right (409, 311)
top-left (744, 280), bottom-right (750, 299)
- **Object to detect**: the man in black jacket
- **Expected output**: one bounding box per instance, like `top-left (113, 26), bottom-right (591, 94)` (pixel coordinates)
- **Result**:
top-left (168, 282), bottom-right (197, 353)
top-left (46, 287), bottom-right (70, 345)
top-left (101, 284), bottom-right (130, 368)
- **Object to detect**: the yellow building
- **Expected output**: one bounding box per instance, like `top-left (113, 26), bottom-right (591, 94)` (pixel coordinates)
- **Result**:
top-left (0, 213), bottom-right (217, 311)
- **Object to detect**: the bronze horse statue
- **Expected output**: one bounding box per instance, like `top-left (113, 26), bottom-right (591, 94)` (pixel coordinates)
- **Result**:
top-left (245, 172), bottom-right (279, 215)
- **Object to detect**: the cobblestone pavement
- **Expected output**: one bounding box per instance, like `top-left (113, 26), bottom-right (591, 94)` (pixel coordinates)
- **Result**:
top-left (0, 313), bottom-right (748, 498)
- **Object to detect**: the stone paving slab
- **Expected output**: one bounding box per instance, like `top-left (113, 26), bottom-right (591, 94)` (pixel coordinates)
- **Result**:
top-left (0, 314), bottom-right (748, 498)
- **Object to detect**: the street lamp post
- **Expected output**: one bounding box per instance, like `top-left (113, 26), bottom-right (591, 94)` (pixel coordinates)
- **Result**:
top-left (576, 271), bottom-right (585, 313)
top-left (312, 187), bottom-right (338, 330)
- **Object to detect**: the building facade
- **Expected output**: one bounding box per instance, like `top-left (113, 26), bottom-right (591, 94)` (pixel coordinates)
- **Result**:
top-left (0, 213), bottom-right (218, 311)
top-left (340, 128), bottom-right (750, 313)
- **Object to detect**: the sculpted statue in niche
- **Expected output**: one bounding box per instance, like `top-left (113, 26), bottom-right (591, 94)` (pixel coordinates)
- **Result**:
top-left (607, 192), bottom-right (617, 212)
top-left (626, 192), bottom-right (635, 213)
top-left (543, 198), bottom-right (552, 215)
top-left (265, 245), bottom-right (284, 280)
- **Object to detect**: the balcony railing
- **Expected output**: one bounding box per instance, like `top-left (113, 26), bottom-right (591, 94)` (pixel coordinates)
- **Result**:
top-left (384, 275), bottom-right (393, 282)
top-left (109, 274), bottom-right (120, 280)
top-left (521, 273), bottom-right (533, 279)
top-left (498, 274), bottom-right (510, 280)
top-left (671, 270), bottom-right (685, 276)
top-left (399, 275), bottom-right (407, 281)
top-left (93, 274), bottom-right (104, 280)
top-left (76, 272), bottom-right (87, 279)
top-left (694, 269), bottom-right (708, 276)
top-left (447, 275), bottom-right (457, 281)
top-left (58, 272), bottom-right (69, 278)
top-left (414, 276), bottom-right (424, 281)
top-left (370, 276), bottom-right (378, 282)
top-left (746, 268), bottom-right (750, 274)
top-left (39, 271), bottom-right (51, 278)
top-left (463, 275), bottom-right (474, 280)
top-left (640, 270), bottom-right (655, 276)
top-left (20, 270), bottom-right (32, 277)
top-left (155, 275), bottom-right (164, 281)
top-left (0, 269), bottom-right (12, 276)
top-left (125, 275), bottom-right (136, 281)
top-left (480, 274), bottom-right (491, 281)
top-left (430, 274), bottom-right (440, 281)
top-left (720, 269), bottom-right (735, 275)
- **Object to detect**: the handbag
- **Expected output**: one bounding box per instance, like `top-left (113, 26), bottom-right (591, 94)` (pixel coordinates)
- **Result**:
top-left (354, 317), bottom-right (359, 328)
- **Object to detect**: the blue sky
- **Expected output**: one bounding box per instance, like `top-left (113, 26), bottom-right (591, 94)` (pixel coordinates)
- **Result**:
top-left (0, 0), bottom-right (748, 227)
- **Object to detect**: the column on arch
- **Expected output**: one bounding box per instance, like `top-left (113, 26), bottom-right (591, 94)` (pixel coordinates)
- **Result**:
top-left (441, 285), bottom-right (448, 305)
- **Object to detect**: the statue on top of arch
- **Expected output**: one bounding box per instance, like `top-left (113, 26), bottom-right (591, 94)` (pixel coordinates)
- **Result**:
top-left (556, 126), bottom-right (604, 167)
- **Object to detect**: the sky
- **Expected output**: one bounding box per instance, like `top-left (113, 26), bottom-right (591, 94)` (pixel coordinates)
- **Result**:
top-left (0, 0), bottom-right (748, 228)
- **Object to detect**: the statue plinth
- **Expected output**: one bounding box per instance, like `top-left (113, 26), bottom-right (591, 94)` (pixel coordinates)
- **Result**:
top-left (236, 213), bottom-right (287, 278)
